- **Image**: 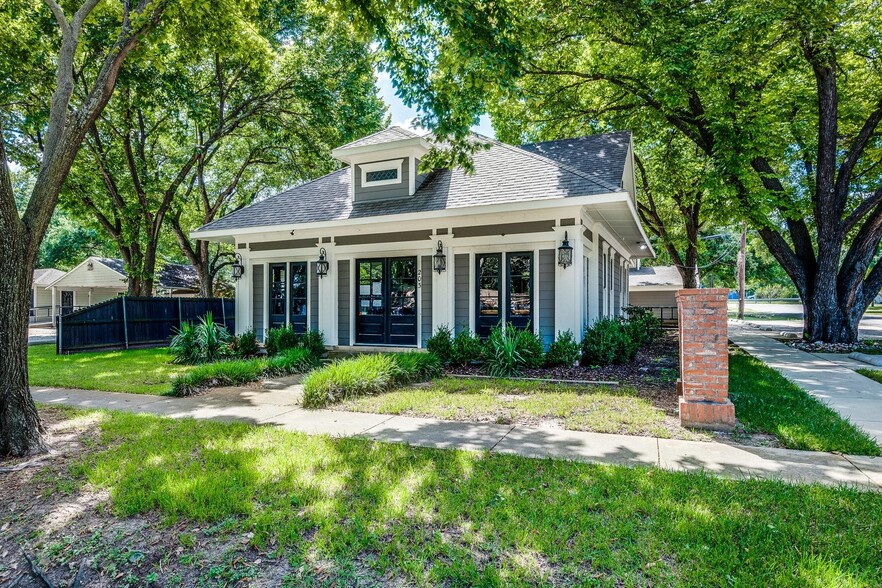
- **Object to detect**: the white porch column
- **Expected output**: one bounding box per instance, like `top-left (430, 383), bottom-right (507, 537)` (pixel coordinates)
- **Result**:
top-left (586, 227), bottom-right (599, 326)
top-left (317, 243), bottom-right (337, 345)
top-left (432, 239), bottom-right (454, 333)
top-left (235, 249), bottom-right (251, 335)
top-left (554, 227), bottom-right (584, 340)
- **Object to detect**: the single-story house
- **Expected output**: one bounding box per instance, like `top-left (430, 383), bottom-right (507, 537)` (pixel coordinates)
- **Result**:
top-left (192, 127), bottom-right (654, 348)
top-left (31, 268), bottom-right (66, 324)
top-left (628, 265), bottom-right (684, 325)
top-left (41, 257), bottom-right (201, 322)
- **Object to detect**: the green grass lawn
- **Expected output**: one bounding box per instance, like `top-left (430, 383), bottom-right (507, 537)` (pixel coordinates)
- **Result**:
top-left (336, 377), bottom-right (696, 439)
top-left (28, 344), bottom-right (190, 395)
top-left (729, 353), bottom-right (881, 456)
top-left (52, 408), bottom-right (882, 586)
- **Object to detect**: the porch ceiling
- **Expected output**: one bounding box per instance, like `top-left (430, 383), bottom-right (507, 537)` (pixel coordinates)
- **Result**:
top-left (588, 200), bottom-right (654, 259)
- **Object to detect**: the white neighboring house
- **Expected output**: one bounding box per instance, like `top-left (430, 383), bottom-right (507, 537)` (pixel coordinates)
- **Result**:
top-left (40, 257), bottom-right (201, 323)
top-left (31, 268), bottom-right (66, 324)
top-left (191, 127), bottom-right (654, 348)
top-left (628, 265), bottom-right (684, 323)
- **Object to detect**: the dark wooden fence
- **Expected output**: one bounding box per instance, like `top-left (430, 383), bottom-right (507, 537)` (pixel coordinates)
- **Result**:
top-left (57, 296), bottom-right (235, 354)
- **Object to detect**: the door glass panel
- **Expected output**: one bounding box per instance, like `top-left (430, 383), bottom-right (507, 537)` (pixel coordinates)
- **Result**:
top-left (390, 258), bottom-right (416, 316)
top-left (358, 260), bottom-right (385, 316)
top-left (478, 255), bottom-right (500, 317)
top-left (507, 253), bottom-right (532, 327)
top-left (289, 262), bottom-right (307, 331)
top-left (269, 264), bottom-right (287, 329)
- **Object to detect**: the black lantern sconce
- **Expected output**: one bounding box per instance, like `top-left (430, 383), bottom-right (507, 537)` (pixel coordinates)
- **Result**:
top-left (231, 253), bottom-right (245, 280)
top-left (558, 232), bottom-right (573, 269)
top-left (316, 248), bottom-right (330, 279)
top-left (433, 241), bottom-right (447, 274)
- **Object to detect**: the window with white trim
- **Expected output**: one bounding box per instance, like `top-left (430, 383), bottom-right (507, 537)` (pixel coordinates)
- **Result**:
top-left (360, 159), bottom-right (404, 187)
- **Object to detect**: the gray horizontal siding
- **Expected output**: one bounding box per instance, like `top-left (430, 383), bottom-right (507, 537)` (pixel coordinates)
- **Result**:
top-left (454, 253), bottom-right (469, 334)
top-left (538, 249), bottom-right (555, 347)
top-left (421, 256), bottom-right (432, 346)
top-left (252, 264), bottom-right (264, 340)
top-left (337, 260), bottom-right (350, 345)
top-left (309, 264), bottom-right (319, 332)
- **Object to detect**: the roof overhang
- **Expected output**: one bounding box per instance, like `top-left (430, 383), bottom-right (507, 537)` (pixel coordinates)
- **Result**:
top-left (331, 137), bottom-right (433, 165)
top-left (587, 196), bottom-right (655, 259)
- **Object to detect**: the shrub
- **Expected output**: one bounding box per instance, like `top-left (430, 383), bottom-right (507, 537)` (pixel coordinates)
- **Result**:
top-left (265, 347), bottom-right (320, 376)
top-left (451, 329), bottom-right (483, 366)
top-left (301, 330), bottom-right (327, 358)
top-left (169, 312), bottom-right (232, 364)
top-left (426, 325), bottom-right (455, 365)
top-left (546, 330), bottom-right (581, 367)
top-left (302, 352), bottom-right (442, 408)
top-left (515, 327), bottom-right (545, 369)
top-left (484, 323), bottom-right (524, 377)
top-left (302, 354), bottom-right (399, 408)
top-left (265, 325), bottom-right (301, 356)
top-left (581, 318), bottom-right (638, 367)
top-left (393, 351), bottom-right (443, 382)
top-left (233, 329), bottom-right (259, 358)
top-left (623, 306), bottom-right (662, 346)
top-left (170, 359), bottom-right (264, 396)
top-left (170, 348), bottom-right (320, 397)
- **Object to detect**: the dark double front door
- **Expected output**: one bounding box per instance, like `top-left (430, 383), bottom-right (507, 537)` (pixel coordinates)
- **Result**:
top-left (356, 257), bottom-right (417, 346)
top-left (268, 262), bottom-right (308, 332)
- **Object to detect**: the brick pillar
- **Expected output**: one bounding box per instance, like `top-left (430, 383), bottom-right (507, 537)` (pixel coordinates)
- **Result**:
top-left (676, 288), bottom-right (735, 430)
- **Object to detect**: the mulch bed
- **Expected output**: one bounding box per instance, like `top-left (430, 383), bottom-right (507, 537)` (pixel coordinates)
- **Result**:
top-left (445, 331), bottom-right (681, 391)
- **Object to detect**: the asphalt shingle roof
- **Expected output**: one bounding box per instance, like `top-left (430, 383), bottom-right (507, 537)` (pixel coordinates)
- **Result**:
top-left (97, 258), bottom-right (200, 290)
top-left (629, 265), bottom-right (684, 288)
top-left (194, 131), bottom-right (630, 235)
top-left (335, 126), bottom-right (421, 150)
top-left (33, 268), bottom-right (65, 287)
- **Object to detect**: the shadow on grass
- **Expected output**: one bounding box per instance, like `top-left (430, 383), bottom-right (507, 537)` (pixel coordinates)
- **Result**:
top-left (65, 410), bottom-right (882, 586)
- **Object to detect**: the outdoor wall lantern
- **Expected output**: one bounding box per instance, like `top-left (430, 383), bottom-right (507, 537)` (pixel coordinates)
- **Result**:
top-left (231, 253), bottom-right (245, 280)
top-left (433, 241), bottom-right (447, 274)
top-left (316, 248), bottom-right (330, 279)
top-left (558, 232), bottom-right (573, 269)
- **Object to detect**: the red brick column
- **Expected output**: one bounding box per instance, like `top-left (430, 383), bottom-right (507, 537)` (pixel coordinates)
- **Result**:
top-left (676, 288), bottom-right (735, 430)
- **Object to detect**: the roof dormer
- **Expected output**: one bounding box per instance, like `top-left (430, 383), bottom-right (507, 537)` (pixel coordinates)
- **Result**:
top-left (331, 127), bottom-right (433, 202)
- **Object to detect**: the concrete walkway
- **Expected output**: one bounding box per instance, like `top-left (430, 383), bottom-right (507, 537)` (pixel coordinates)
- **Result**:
top-left (31, 385), bottom-right (882, 491)
top-left (729, 325), bottom-right (882, 444)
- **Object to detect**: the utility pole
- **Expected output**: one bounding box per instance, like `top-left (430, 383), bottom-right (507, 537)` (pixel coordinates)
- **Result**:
top-left (737, 223), bottom-right (746, 320)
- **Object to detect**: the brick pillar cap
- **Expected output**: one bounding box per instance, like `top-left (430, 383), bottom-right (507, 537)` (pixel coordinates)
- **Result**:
top-left (677, 288), bottom-right (730, 297)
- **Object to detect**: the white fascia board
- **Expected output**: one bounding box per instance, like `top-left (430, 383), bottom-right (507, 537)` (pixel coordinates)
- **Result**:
top-left (191, 192), bottom-right (630, 242)
top-left (331, 138), bottom-right (431, 163)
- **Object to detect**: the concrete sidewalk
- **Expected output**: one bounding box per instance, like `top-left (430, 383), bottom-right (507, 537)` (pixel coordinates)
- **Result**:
top-left (729, 325), bottom-right (882, 444)
top-left (32, 385), bottom-right (882, 491)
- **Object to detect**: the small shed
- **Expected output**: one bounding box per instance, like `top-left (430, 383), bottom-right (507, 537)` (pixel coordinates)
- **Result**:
top-left (628, 265), bottom-right (684, 309)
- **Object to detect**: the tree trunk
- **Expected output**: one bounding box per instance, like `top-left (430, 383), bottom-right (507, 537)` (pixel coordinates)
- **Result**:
top-left (804, 297), bottom-right (857, 343)
top-left (0, 229), bottom-right (46, 456)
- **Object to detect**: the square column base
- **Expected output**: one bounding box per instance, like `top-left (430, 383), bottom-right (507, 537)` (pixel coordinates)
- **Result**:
top-left (679, 398), bottom-right (736, 431)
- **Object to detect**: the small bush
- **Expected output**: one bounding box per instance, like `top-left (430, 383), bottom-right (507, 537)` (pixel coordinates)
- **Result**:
top-left (426, 325), bottom-right (455, 365)
top-left (451, 329), bottom-right (483, 366)
top-left (265, 325), bottom-right (301, 356)
top-left (233, 329), bottom-right (259, 358)
top-left (302, 354), bottom-right (399, 408)
top-left (301, 330), bottom-right (327, 358)
top-left (265, 347), bottom-right (321, 376)
top-left (623, 306), bottom-right (662, 346)
top-left (581, 318), bottom-right (638, 366)
top-left (170, 359), bottom-right (264, 396)
top-left (484, 323), bottom-right (524, 377)
top-left (302, 352), bottom-right (442, 408)
top-left (515, 328), bottom-right (545, 369)
top-left (546, 330), bottom-right (581, 367)
top-left (169, 312), bottom-right (232, 364)
top-left (393, 351), bottom-right (443, 382)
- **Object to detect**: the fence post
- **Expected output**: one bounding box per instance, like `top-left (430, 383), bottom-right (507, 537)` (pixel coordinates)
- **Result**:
top-left (57, 313), bottom-right (63, 355)
top-left (178, 297), bottom-right (183, 329)
top-left (121, 296), bottom-right (129, 350)
top-left (221, 296), bottom-right (227, 330)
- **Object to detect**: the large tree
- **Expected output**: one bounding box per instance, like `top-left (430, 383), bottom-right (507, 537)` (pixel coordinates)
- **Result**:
top-left (486, 0), bottom-right (882, 342)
